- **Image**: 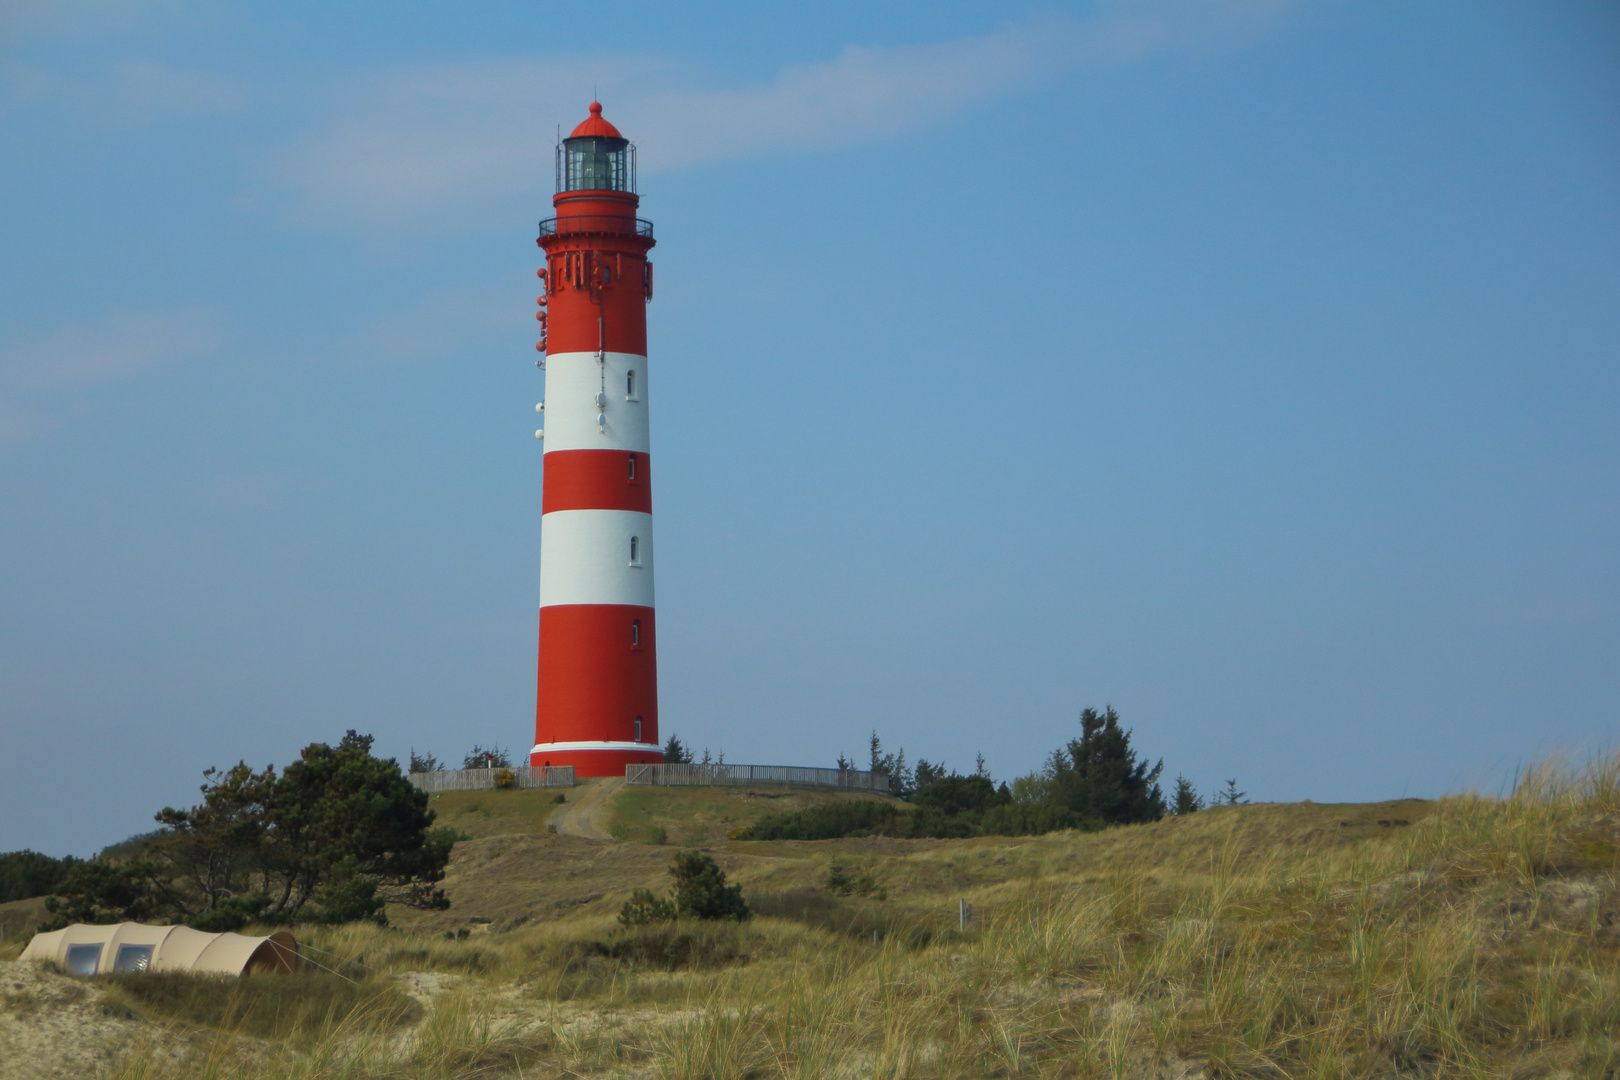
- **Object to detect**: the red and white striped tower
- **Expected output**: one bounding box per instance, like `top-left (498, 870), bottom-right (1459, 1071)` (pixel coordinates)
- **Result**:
top-left (530, 103), bottom-right (662, 776)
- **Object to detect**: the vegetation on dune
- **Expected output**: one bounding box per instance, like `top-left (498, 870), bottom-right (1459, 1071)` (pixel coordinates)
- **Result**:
top-left (43, 731), bottom-right (455, 931)
top-left (86, 753), bottom-right (1620, 1080)
top-left (95, 970), bottom-right (420, 1043)
top-left (619, 850), bottom-right (751, 926)
top-left (741, 706), bottom-right (1167, 840)
top-left (0, 849), bottom-right (80, 904)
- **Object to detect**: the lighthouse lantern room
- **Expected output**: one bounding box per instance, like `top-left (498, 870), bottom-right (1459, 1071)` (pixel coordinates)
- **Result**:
top-left (531, 103), bottom-right (662, 777)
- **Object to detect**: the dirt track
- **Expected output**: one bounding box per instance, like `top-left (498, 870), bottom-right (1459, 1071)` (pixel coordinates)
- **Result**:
top-left (552, 777), bottom-right (623, 840)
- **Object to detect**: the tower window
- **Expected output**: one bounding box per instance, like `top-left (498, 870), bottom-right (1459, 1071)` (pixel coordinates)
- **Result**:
top-left (629, 536), bottom-right (640, 566)
top-left (626, 369), bottom-right (638, 400)
top-left (631, 619), bottom-right (640, 646)
top-left (634, 717), bottom-right (643, 742)
top-left (627, 454), bottom-right (637, 481)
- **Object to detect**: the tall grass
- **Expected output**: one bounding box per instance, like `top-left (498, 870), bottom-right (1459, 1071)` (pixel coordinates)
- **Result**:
top-left (90, 752), bottom-right (1620, 1079)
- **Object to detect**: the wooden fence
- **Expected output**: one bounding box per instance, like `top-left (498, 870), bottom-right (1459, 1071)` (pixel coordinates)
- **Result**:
top-left (408, 765), bottom-right (574, 793)
top-left (624, 763), bottom-right (891, 792)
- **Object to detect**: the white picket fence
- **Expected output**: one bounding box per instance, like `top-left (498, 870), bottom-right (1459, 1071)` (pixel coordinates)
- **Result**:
top-left (408, 765), bottom-right (575, 793)
top-left (625, 763), bottom-right (892, 792)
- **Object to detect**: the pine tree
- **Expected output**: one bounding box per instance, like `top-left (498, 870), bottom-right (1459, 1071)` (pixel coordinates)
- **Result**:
top-left (662, 734), bottom-right (693, 764)
top-left (1050, 707), bottom-right (1166, 824)
top-left (462, 744), bottom-right (511, 770)
top-left (1172, 775), bottom-right (1202, 815)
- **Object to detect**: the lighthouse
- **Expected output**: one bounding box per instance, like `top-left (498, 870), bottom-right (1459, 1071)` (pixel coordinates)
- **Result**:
top-left (530, 103), bottom-right (663, 776)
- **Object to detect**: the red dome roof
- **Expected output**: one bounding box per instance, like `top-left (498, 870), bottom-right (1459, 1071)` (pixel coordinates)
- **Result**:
top-left (569, 102), bottom-right (622, 139)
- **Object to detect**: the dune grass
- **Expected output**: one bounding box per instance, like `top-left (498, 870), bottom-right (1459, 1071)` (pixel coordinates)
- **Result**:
top-left (79, 752), bottom-right (1620, 1078)
top-left (95, 970), bottom-right (420, 1044)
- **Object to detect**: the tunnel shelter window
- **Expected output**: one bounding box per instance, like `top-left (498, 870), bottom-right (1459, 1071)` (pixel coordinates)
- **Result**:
top-left (66, 944), bottom-right (101, 975)
top-left (114, 945), bottom-right (154, 973)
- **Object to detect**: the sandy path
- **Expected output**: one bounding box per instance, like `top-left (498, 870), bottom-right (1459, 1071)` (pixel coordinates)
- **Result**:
top-left (553, 777), bottom-right (625, 839)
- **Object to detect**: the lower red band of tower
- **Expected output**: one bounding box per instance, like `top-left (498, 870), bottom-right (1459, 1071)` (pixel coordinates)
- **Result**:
top-left (542, 450), bottom-right (651, 514)
top-left (531, 604), bottom-right (658, 775)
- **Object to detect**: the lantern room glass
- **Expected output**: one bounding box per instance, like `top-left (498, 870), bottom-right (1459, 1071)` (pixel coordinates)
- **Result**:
top-left (560, 136), bottom-right (634, 193)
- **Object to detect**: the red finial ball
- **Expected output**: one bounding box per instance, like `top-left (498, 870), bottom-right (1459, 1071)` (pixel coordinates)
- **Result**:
top-left (570, 102), bottom-right (622, 138)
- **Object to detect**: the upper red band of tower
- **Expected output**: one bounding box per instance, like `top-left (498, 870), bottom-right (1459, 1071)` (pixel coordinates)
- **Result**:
top-left (538, 103), bottom-right (654, 357)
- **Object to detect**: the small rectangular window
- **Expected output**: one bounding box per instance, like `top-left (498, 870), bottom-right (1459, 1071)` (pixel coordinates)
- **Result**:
top-left (631, 619), bottom-right (640, 647)
top-left (629, 536), bottom-right (640, 566)
top-left (626, 369), bottom-right (638, 400)
top-left (627, 454), bottom-right (637, 481)
top-left (634, 717), bottom-right (643, 742)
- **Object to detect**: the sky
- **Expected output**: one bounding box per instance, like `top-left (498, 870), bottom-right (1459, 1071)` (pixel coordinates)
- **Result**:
top-left (1, 0), bottom-right (1617, 857)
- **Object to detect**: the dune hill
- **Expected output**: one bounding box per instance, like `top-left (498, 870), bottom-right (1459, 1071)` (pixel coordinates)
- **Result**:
top-left (2, 764), bottom-right (1617, 1079)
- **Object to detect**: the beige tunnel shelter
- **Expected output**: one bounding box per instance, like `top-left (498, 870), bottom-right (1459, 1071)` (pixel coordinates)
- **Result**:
top-left (21, 923), bottom-right (299, 976)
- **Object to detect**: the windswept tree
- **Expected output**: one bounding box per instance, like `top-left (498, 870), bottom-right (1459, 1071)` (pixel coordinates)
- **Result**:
top-left (47, 731), bottom-right (454, 931)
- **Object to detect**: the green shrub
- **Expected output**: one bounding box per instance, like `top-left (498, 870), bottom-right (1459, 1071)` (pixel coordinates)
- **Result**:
top-left (980, 802), bottom-right (1092, 836)
top-left (645, 825), bottom-right (668, 845)
top-left (736, 800), bottom-right (903, 840)
top-left (618, 888), bottom-right (676, 926)
top-left (670, 851), bottom-right (750, 921)
top-left (824, 863), bottom-right (886, 900)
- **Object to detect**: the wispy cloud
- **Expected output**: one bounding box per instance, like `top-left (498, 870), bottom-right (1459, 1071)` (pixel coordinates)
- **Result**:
top-left (0, 0), bottom-right (199, 45)
top-left (0, 310), bottom-right (220, 442)
top-left (4, 58), bottom-right (244, 123)
top-left (272, 0), bottom-right (1295, 230)
top-left (354, 285), bottom-right (520, 364)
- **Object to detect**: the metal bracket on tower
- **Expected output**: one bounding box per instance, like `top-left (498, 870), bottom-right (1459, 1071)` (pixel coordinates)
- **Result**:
top-left (596, 315), bottom-right (607, 430)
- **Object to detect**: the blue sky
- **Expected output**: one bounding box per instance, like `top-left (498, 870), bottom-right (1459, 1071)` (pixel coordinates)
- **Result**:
top-left (2, 1), bottom-right (1616, 856)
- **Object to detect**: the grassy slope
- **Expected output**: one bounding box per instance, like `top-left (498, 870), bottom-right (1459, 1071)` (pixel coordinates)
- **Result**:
top-left (22, 765), bottom-right (1620, 1079)
top-left (397, 783), bottom-right (899, 933)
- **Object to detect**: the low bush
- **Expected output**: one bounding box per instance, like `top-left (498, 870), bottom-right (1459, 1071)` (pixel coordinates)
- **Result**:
top-left (824, 863), bottom-right (886, 899)
top-left (750, 887), bottom-right (937, 946)
top-left (606, 923), bottom-right (751, 970)
top-left (980, 802), bottom-right (1092, 836)
top-left (618, 888), bottom-right (676, 926)
top-left (671, 851), bottom-right (750, 921)
top-left (735, 800), bottom-right (903, 840)
top-left (736, 797), bottom-right (1080, 841)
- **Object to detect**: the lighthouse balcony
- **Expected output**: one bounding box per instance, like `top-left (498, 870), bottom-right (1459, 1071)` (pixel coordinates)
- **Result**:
top-left (539, 216), bottom-right (654, 240)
